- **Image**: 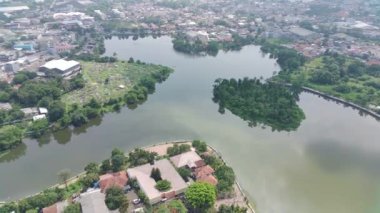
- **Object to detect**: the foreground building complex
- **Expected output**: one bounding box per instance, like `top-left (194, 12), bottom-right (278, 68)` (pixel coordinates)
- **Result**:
top-left (127, 159), bottom-right (188, 204)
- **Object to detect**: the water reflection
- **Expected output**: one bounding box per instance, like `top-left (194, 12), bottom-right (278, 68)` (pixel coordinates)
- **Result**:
top-left (0, 143), bottom-right (26, 163)
top-left (307, 140), bottom-right (380, 176)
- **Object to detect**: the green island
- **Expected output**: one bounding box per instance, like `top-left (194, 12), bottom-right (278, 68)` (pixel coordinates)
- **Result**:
top-left (213, 78), bottom-right (305, 132)
top-left (0, 58), bottom-right (173, 155)
top-left (172, 34), bottom-right (255, 56)
top-left (260, 42), bottom-right (380, 114)
top-left (0, 140), bottom-right (253, 213)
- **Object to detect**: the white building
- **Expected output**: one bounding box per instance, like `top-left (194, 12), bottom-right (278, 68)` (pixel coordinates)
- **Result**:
top-left (39, 59), bottom-right (81, 78)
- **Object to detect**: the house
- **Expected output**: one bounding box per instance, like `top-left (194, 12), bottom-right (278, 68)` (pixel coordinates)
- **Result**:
top-left (4, 61), bottom-right (20, 73)
top-left (21, 107), bottom-right (39, 119)
top-left (127, 159), bottom-right (188, 204)
top-left (39, 107), bottom-right (48, 115)
top-left (33, 114), bottom-right (46, 121)
top-left (78, 189), bottom-right (117, 213)
top-left (39, 59), bottom-right (81, 78)
top-left (99, 171), bottom-right (128, 193)
top-left (42, 200), bottom-right (68, 213)
top-left (170, 150), bottom-right (205, 169)
top-left (0, 103), bottom-right (12, 111)
top-left (194, 165), bottom-right (218, 186)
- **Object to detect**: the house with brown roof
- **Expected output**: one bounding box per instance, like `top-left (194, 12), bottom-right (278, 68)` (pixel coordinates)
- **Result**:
top-left (194, 165), bottom-right (218, 186)
top-left (99, 171), bottom-right (128, 193)
top-left (42, 200), bottom-right (68, 213)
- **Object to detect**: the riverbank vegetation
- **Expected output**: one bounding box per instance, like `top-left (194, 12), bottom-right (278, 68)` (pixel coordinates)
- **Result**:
top-left (259, 41), bottom-right (380, 114)
top-left (213, 78), bottom-right (305, 131)
top-left (0, 59), bottom-right (173, 154)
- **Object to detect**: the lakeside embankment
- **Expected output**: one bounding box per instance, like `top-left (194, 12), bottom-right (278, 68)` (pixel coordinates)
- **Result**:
top-left (0, 140), bottom-right (256, 213)
top-left (301, 86), bottom-right (380, 120)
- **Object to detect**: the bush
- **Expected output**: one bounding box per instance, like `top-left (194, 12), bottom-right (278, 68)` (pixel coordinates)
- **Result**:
top-left (177, 167), bottom-right (191, 182)
top-left (155, 180), bottom-right (171, 191)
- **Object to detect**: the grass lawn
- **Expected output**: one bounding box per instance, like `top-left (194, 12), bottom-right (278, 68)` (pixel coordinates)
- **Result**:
top-left (61, 61), bottom-right (170, 106)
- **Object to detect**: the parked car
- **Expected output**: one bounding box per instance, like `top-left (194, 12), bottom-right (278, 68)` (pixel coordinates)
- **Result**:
top-left (133, 198), bottom-right (141, 205)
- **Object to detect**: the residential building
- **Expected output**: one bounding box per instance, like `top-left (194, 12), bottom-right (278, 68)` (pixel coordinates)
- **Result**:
top-left (39, 59), bottom-right (81, 78)
top-left (127, 159), bottom-right (188, 204)
top-left (42, 200), bottom-right (68, 213)
top-left (99, 171), bottom-right (128, 193)
top-left (77, 189), bottom-right (117, 213)
top-left (170, 150), bottom-right (205, 169)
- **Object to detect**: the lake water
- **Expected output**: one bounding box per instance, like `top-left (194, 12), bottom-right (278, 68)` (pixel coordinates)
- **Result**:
top-left (1, 36), bottom-right (380, 213)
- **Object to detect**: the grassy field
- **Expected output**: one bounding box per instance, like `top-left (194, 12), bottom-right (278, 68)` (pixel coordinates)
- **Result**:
top-left (62, 61), bottom-right (171, 106)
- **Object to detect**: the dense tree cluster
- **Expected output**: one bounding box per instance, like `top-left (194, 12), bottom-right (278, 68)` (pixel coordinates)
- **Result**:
top-left (260, 42), bottom-right (306, 71)
top-left (0, 125), bottom-right (23, 152)
top-left (128, 148), bottom-right (157, 167)
top-left (213, 78), bottom-right (305, 131)
top-left (192, 140), bottom-right (207, 153)
top-left (218, 204), bottom-right (248, 213)
top-left (172, 34), bottom-right (255, 56)
top-left (167, 143), bottom-right (191, 156)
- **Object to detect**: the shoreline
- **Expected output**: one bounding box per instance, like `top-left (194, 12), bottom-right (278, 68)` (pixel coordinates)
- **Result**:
top-left (0, 140), bottom-right (257, 213)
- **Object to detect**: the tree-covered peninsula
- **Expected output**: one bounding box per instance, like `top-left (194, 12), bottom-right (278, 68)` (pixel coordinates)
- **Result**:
top-left (213, 78), bottom-right (305, 131)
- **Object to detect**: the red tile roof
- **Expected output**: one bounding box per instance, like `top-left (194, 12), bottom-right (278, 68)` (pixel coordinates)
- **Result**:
top-left (194, 165), bottom-right (218, 186)
top-left (194, 165), bottom-right (214, 179)
top-left (42, 204), bottom-right (57, 213)
top-left (99, 171), bottom-right (128, 193)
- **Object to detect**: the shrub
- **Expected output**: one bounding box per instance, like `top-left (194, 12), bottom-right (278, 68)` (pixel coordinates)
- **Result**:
top-left (155, 180), bottom-right (171, 191)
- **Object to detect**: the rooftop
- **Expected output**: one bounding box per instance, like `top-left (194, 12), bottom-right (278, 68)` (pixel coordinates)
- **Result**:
top-left (127, 159), bottom-right (187, 203)
top-left (170, 150), bottom-right (203, 168)
top-left (41, 59), bottom-right (80, 72)
top-left (99, 171), bottom-right (128, 193)
top-left (78, 189), bottom-right (115, 213)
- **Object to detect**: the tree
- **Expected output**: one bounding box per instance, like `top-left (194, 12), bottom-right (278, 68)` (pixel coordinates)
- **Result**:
top-left (185, 182), bottom-right (216, 212)
top-left (150, 168), bottom-right (162, 181)
top-left (111, 154), bottom-right (126, 172)
top-left (48, 101), bottom-right (66, 122)
top-left (128, 148), bottom-right (157, 166)
top-left (63, 203), bottom-right (81, 213)
top-left (84, 162), bottom-right (99, 174)
top-left (119, 197), bottom-right (129, 213)
top-left (155, 180), bottom-right (171, 191)
top-left (70, 109), bottom-right (88, 127)
top-left (58, 169), bottom-right (71, 190)
top-left (28, 118), bottom-right (49, 138)
top-left (192, 140), bottom-right (207, 152)
top-left (0, 125), bottom-right (23, 152)
top-left (80, 173), bottom-right (99, 189)
top-left (177, 167), bottom-right (191, 182)
top-left (101, 159), bottom-right (112, 173)
top-left (154, 199), bottom-right (187, 213)
top-left (167, 144), bottom-right (191, 156)
top-left (218, 204), bottom-right (247, 213)
top-left (105, 186), bottom-right (125, 210)
top-left (215, 165), bottom-right (235, 192)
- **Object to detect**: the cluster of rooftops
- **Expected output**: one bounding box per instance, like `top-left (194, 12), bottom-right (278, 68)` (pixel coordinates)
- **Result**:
top-left (42, 149), bottom-right (218, 213)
